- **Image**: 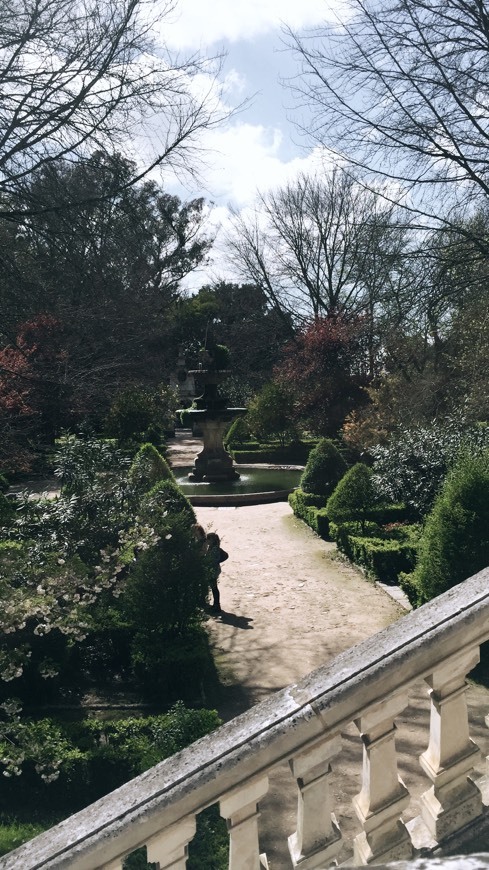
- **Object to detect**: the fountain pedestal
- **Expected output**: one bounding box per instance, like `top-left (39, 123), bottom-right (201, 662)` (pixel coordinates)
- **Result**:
top-left (183, 369), bottom-right (245, 483)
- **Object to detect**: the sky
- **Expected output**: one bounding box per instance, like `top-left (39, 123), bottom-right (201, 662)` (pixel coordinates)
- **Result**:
top-left (151, 0), bottom-right (345, 288)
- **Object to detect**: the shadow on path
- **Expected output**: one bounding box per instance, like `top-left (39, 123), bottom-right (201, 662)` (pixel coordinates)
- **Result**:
top-left (217, 610), bottom-right (254, 630)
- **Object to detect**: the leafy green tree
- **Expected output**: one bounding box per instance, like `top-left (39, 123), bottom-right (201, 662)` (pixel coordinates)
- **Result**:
top-left (247, 382), bottom-right (297, 446)
top-left (405, 452), bottom-right (489, 604)
top-left (139, 479), bottom-right (196, 528)
top-left (122, 515), bottom-right (207, 638)
top-left (118, 483), bottom-right (208, 697)
top-left (0, 154), bottom-right (211, 470)
top-left (326, 463), bottom-right (378, 533)
top-left (105, 385), bottom-right (178, 446)
top-left (300, 438), bottom-right (347, 497)
top-left (173, 282), bottom-right (292, 401)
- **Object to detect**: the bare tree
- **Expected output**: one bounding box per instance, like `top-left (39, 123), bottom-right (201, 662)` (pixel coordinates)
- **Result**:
top-left (226, 170), bottom-right (410, 370)
top-left (286, 0), bottom-right (489, 222)
top-left (0, 0), bottom-right (228, 219)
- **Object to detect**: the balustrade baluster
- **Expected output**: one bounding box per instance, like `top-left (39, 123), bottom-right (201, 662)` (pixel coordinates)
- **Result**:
top-left (353, 692), bottom-right (412, 864)
top-left (220, 775), bottom-right (269, 870)
top-left (288, 733), bottom-right (342, 869)
top-left (145, 816), bottom-right (196, 870)
top-left (419, 647), bottom-right (482, 841)
top-left (101, 860), bottom-right (124, 870)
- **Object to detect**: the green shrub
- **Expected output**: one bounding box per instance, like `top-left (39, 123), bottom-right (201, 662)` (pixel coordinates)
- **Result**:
top-left (231, 442), bottom-right (313, 464)
top-left (105, 385), bottom-right (177, 445)
top-left (288, 490), bottom-right (330, 539)
top-left (130, 627), bottom-right (214, 701)
top-left (105, 387), bottom-right (159, 443)
top-left (140, 479), bottom-right (195, 526)
top-left (227, 441), bottom-right (260, 451)
top-left (0, 819), bottom-right (45, 857)
top-left (326, 463), bottom-right (378, 532)
top-left (117, 512), bottom-right (209, 694)
top-left (332, 525), bottom-right (420, 585)
top-left (128, 443), bottom-right (173, 494)
top-left (122, 516), bottom-right (206, 636)
top-left (300, 438), bottom-right (347, 497)
top-left (54, 433), bottom-right (129, 496)
top-left (0, 704), bottom-right (221, 817)
top-left (0, 704), bottom-right (225, 861)
top-left (367, 503), bottom-right (408, 524)
top-left (371, 419), bottom-right (489, 519)
top-left (403, 451), bottom-right (489, 604)
top-left (0, 492), bottom-right (14, 526)
top-left (27, 437), bottom-right (132, 562)
top-left (212, 344), bottom-right (231, 370)
top-left (290, 488), bottom-right (326, 509)
top-left (398, 571), bottom-right (422, 608)
top-left (0, 543), bottom-right (97, 702)
top-left (223, 416), bottom-right (253, 449)
top-left (187, 806), bottom-right (228, 870)
top-left (246, 381), bottom-right (298, 446)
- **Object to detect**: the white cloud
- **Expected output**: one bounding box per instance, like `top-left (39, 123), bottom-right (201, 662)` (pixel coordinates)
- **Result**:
top-left (159, 0), bottom-right (344, 50)
top-left (177, 121), bottom-right (333, 289)
top-left (197, 121), bottom-right (327, 207)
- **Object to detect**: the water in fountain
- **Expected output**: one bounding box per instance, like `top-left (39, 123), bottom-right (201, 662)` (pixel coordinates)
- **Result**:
top-left (175, 466), bottom-right (302, 496)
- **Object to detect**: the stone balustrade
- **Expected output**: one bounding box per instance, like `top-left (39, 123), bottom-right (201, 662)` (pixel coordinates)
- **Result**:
top-left (3, 567), bottom-right (489, 870)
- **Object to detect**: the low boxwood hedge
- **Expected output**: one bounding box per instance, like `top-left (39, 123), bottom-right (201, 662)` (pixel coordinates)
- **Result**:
top-left (330, 521), bottom-right (421, 585)
top-left (367, 503), bottom-right (409, 524)
top-left (289, 488), bottom-right (325, 509)
top-left (290, 485), bottom-right (418, 586)
top-left (289, 489), bottom-right (331, 539)
top-left (231, 441), bottom-right (317, 465)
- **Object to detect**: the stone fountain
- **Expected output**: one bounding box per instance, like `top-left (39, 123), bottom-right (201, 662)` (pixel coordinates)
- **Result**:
top-left (183, 346), bottom-right (246, 482)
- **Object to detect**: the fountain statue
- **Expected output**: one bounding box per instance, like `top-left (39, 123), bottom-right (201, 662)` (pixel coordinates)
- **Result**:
top-left (183, 345), bottom-right (246, 482)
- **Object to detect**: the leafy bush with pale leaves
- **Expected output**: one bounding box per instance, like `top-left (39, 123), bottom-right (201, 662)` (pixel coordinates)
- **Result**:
top-left (371, 419), bottom-right (489, 519)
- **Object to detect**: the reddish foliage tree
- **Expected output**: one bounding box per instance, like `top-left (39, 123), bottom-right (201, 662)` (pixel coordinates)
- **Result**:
top-left (0, 315), bottom-right (70, 456)
top-left (276, 316), bottom-right (370, 436)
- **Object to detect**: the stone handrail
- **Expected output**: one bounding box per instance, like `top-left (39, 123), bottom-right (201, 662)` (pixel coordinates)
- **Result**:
top-left (3, 567), bottom-right (489, 869)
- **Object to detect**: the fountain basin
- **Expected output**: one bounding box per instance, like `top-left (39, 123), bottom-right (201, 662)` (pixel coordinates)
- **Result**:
top-left (174, 465), bottom-right (303, 506)
top-left (178, 406), bottom-right (246, 482)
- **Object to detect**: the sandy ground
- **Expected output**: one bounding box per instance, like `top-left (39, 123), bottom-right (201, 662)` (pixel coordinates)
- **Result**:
top-left (167, 433), bottom-right (489, 867)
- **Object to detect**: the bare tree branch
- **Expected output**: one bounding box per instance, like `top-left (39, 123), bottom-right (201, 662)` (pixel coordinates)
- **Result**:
top-left (285, 0), bottom-right (489, 221)
top-left (0, 0), bottom-right (232, 218)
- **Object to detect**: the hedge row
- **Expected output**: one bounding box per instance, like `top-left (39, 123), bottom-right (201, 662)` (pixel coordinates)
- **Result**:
top-left (289, 488), bottom-right (419, 585)
top-left (331, 522), bottom-right (421, 585)
top-left (232, 442), bottom-right (316, 464)
top-left (288, 489), bottom-right (331, 538)
top-left (289, 489), bottom-right (408, 538)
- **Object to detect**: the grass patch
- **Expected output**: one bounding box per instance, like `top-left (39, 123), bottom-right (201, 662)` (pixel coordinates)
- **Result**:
top-left (0, 819), bottom-right (46, 856)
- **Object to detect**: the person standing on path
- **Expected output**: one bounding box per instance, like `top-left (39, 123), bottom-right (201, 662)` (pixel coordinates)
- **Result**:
top-left (205, 531), bottom-right (228, 613)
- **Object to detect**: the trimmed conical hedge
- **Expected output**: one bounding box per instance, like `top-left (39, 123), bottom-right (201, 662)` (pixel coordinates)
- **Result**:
top-left (300, 438), bottom-right (347, 497)
top-left (404, 451), bottom-right (489, 604)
